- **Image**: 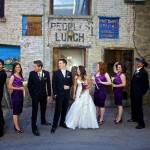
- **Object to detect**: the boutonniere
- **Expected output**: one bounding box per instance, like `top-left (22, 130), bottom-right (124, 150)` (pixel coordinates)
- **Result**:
top-left (66, 71), bottom-right (70, 78)
top-left (42, 72), bottom-right (45, 78)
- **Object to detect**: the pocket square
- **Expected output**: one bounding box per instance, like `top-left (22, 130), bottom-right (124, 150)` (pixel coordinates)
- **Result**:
top-left (67, 76), bottom-right (70, 78)
top-left (43, 78), bottom-right (47, 80)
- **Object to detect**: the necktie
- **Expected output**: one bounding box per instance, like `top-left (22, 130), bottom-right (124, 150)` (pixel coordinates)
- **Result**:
top-left (38, 73), bottom-right (41, 80)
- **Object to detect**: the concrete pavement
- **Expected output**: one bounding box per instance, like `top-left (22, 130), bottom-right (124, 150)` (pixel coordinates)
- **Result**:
top-left (0, 104), bottom-right (150, 150)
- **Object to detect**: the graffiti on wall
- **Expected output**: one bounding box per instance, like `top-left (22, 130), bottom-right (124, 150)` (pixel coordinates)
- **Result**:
top-left (0, 45), bottom-right (20, 72)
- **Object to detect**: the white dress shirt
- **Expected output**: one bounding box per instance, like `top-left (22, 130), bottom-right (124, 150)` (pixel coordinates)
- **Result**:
top-left (136, 67), bottom-right (142, 74)
top-left (38, 70), bottom-right (43, 79)
top-left (61, 69), bottom-right (66, 78)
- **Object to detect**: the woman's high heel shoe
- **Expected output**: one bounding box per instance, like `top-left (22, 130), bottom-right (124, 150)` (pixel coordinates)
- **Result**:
top-left (14, 126), bottom-right (22, 134)
top-left (99, 120), bottom-right (104, 125)
top-left (115, 119), bottom-right (122, 124)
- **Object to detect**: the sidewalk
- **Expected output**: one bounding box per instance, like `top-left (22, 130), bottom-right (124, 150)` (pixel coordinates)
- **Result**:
top-left (0, 104), bottom-right (150, 150)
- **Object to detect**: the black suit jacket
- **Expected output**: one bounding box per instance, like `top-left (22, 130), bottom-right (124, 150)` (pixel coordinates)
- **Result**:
top-left (52, 70), bottom-right (73, 99)
top-left (28, 70), bottom-right (51, 98)
top-left (131, 67), bottom-right (149, 96)
top-left (0, 69), bottom-right (7, 99)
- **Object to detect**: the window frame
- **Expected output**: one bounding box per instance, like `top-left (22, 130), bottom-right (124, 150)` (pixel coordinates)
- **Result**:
top-left (22, 15), bottom-right (42, 36)
top-left (50, 0), bottom-right (91, 16)
top-left (0, 0), bottom-right (5, 18)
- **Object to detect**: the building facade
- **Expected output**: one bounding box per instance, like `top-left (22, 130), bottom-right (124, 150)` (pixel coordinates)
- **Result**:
top-left (0, 0), bottom-right (149, 105)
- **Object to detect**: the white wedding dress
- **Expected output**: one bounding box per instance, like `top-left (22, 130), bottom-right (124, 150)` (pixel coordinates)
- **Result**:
top-left (65, 80), bottom-right (99, 129)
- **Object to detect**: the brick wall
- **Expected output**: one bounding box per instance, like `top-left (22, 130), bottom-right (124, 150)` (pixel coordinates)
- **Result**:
top-left (0, 0), bottom-right (149, 104)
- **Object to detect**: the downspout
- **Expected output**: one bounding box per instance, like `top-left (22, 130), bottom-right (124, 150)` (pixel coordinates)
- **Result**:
top-left (43, 0), bottom-right (46, 68)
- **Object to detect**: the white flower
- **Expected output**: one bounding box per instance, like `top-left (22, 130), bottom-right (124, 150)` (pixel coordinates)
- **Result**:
top-left (22, 81), bottom-right (28, 87)
top-left (111, 76), bottom-right (115, 82)
top-left (42, 73), bottom-right (45, 77)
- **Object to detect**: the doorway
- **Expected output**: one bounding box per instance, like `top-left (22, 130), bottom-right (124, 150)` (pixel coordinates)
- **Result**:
top-left (104, 49), bottom-right (133, 103)
top-left (53, 47), bottom-right (86, 99)
top-left (53, 48), bottom-right (86, 71)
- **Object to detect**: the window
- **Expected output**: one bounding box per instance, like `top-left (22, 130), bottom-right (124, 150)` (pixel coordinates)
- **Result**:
top-left (22, 16), bottom-right (42, 36)
top-left (50, 0), bottom-right (91, 16)
top-left (0, 0), bottom-right (4, 18)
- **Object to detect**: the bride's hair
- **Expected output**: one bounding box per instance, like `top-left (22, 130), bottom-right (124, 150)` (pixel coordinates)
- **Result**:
top-left (78, 65), bottom-right (87, 81)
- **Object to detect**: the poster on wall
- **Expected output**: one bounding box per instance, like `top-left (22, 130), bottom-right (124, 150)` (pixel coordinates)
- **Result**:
top-left (99, 16), bottom-right (120, 39)
top-left (0, 45), bottom-right (20, 72)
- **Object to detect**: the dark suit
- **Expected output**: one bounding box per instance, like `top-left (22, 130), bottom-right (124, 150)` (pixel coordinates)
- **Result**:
top-left (28, 70), bottom-right (51, 130)
top-left (130, 67), bottom-right (149, 126)
top-left (52, 70), bottom-right (72, 127)
top-left (0, 69), bottom-right (7, 135)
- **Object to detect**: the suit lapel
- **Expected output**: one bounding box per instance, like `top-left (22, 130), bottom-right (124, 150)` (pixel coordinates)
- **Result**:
top-left (34, 71), bottom-right (41, 81)
top-left (65, 70), bottom-right (68, 78)
top-left (59, 70), bottom-right (65, 79)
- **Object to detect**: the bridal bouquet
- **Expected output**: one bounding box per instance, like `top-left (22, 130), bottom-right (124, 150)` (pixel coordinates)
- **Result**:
top-left (91, 76), bottom-right (99, 90)
top-left (22, 81), bottom-right (28, 97)
top-left (79, 81), bottom-right (88, 98)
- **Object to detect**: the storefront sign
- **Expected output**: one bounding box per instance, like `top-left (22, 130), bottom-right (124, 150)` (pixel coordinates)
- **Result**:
top-left (99, 16), bottom-right (119, 39)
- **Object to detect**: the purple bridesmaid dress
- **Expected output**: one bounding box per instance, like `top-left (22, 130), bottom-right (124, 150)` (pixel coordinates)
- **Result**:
top-left (94, 73), bottom-right (107, 107)
top-left (114, 73), bottom-right (125, 106)
top-left (11, 75), bottom-right (24, 115)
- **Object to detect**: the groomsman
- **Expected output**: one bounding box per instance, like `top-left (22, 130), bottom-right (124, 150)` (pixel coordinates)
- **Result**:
top-left (51, 59), bottom-right (73, 134)
top-left (128, 57), bottom-right (149, 129)
top-left (0, 59), bottom-right (7, 137)
top-left (28, 60), bottom-right (51, 136)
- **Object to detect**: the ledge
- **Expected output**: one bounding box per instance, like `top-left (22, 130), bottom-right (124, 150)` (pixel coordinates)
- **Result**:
top-left (48, 15), bottom-right (93, 19)
top-left (0, 18), bottom-right (6, 22)
top-left (104, 47), bottom-right (134, 50)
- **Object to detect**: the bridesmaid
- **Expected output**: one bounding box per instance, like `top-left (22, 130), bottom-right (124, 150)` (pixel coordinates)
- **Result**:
top-left (8, 63), bottom-right (25, 133)
top-left (94, 61), bottom-right (111, 125)
top-left (113, 62), bottom-right (126, 124)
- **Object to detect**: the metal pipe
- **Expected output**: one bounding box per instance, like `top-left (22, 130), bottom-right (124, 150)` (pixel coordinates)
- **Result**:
top-left (43, 0), bottom-right (46, 68)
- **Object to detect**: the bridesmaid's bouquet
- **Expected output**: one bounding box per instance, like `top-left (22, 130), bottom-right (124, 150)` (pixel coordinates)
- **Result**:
top-left (111, 76), bottom-right (115, 90)
top-left (22, 81), bottom-right (28, 97)
top-left (91, 76), bottom-right (99, 90)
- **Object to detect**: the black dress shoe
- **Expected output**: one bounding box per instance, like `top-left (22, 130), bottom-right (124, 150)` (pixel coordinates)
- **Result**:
top-left (32, 129), bottom-right (40, 136)
top-left (127, 119), bottom-right (137, 122)
top-left (135, 125), bottom-right (145, 129)
top-left (51, 127), bottom-right (56, 134)
top-left (41, 121), bottom-right (51, 126)
top-left (60, 123), bottom-right (68, 128)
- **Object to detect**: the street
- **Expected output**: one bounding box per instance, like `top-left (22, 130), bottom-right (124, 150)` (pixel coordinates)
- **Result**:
top-left (0, 104), bottom-right (150, 150)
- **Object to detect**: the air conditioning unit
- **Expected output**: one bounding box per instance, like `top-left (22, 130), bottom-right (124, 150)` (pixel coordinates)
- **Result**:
top-left (124, 0), bottom-right (145, 3)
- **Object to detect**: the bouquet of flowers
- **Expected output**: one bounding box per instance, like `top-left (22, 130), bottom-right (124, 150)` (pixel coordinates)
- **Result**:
top-left (79, 81), bottom-right (88, 98)
top-left (22, 81), bottom-right (28, 97)
top-left (111, 76), bottom-right (115, 90)
top-left (91, 76), bottom-right (99, 90)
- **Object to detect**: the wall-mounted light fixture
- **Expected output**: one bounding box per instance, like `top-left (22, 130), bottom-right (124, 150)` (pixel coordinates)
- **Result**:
top-left (66, 30), bottom-right (74, 38)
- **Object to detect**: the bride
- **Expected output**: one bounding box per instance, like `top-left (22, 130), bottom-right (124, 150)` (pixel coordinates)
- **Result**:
top-left (65, 66), bottom-right (99, 129)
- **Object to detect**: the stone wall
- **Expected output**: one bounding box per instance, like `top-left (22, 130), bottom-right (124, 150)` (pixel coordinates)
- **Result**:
top-left (134, 0), bottom-right (150, 103)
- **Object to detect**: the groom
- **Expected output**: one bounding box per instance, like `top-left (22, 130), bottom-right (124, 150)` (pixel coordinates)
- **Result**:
top-left (51, 59), bottom-right (72, 134)
top-left (28, 60), bottom-right (51, 136)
